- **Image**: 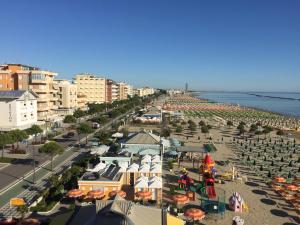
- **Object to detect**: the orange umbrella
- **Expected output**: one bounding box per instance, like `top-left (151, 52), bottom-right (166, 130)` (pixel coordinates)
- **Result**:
top-left (136, 190), bottom-right (152, 200)
top-left (284, 184), bottom-right (298, 191)
top-left (0, 218), bottom-right (17, 225)
top-left (21, 219), bottom-right (41, 225)
top-left (172, 194), bottom-right (189, 205)
top-left (109, 190), bottom-right (126, 198)
top-left (184, 208), bottom-right (205, 221)
top-left (67, 189), bottom-right (84, 198)
top-left (87, 190), bottom-right (105, 199)
top-left (272, 184), bottom-right (283, 191)
top-left (273, 176), bottom-right (286, 183)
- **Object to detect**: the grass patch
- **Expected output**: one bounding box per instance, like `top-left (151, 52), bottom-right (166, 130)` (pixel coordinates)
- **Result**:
top-left (0, 157), bottom-right (16, 163)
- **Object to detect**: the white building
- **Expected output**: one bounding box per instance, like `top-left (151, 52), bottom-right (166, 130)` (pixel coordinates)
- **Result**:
top-left (0, 90), bottom-right (38, 131)
top-left (136, 87), bottom-right (155, 97)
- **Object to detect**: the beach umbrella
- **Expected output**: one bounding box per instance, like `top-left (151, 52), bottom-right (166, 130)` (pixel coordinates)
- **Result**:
top-left (0, 218), bottom-right (17, 225)
top-left (87, 190), bottom-right (105, 199)
top-left (67, 189), bottom-right (84, 198)
top-left (109, 190), bottom-right (126, 198)
top-left (273, 176), bottom-right (286, 183)
top-left (284, 184), bottom-right (298, 192)
top-left (136, 190), bottom-right (152, 200)
top-left (184, 208), bottom-right (205, 223)
top-left (172, 194), bottom-right (189, 205)
top-left (21, 218), bottom-right (41, 225)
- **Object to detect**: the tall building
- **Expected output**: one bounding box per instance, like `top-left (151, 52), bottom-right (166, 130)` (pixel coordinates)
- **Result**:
top-left (106, 79), bottom-right (119, 103)
top-left (73, 74), bottom-right (106, 105)
top-left (0, 64), bottom-right (58, 121)
top-left (54, 80), bottom-right (77, 116)
top-left (118, 82), bottom-right (128, 100)
top-left (126, 84), bottom-right (134, 97)
top-left (0, 90), bottom-right (38, 131)
top-left (185, 82), bottom-right (188, 92)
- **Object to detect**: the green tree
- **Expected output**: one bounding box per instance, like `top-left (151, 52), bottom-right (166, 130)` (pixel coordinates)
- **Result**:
top-left (77, 123), bottom-right (93, 144)
top-left (17, 205), bottom-right (28, 220)
top-left (227, 121), bottom-right (233, 127)
top-left (73, 109), bottom-right (86, 118)
top-left (9, 129), bottom-right (28, 150)
top-left (95, 131), bottom-right (110, 145)
top-left (201, 125), bottom-right (209, 136)
top-left (26, 125), bottom-right (43, 144)
top-left (0, 133), bottom-right (12, 158)
top-left (63, 115), bottom-right (76, 123)
top-left (39, 141), bottom-right (64, 171)
top-left (176, 126), bottom-right (183, 133)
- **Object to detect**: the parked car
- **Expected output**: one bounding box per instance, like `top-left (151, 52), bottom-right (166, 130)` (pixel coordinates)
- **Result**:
top-left (92, 122), bottom-right (100, 129)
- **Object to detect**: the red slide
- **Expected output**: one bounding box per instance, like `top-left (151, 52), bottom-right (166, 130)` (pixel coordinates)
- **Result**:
top-left (206, 186), bottom-right (216, 199)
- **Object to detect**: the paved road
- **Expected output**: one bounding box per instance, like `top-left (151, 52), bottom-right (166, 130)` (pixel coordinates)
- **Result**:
top-left (0, 134), bottom-right (86, 191)
top-left (0, 111), bottom-right (133, 218)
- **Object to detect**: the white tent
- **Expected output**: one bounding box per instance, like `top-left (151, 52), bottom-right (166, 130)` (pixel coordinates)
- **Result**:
top-left (141, 154), bottom-right (152, 163)
top-left (127, 163), bottom-right (139, 172)
top-left (139, 164), bottom-right (150, 173)
top-left (135, 176), bottom-right (149, 188)
top-left (86, 162), bottom-right (106, 172)
top-left (150, 164), bottom-right (162, 174)
top-left (112, 132), bottom-right (124, 138)
top-left (90, 145), bottom-right (110, 155)
top-left (148, 176), bottom-right (162, 189)
top-left (119, 164), bottom-right (128, 173)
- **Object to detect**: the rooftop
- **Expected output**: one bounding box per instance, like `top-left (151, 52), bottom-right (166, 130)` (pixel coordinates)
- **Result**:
top-left (126, 132), bottom-right (160, 145)
top-left (80, 164), bottom-right (122, 182)
top-left (0, 90), bottom-right (38, 99)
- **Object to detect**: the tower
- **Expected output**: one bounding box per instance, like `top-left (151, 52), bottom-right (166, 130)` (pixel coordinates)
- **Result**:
top-left (185, 82), bottom-right (188, 92)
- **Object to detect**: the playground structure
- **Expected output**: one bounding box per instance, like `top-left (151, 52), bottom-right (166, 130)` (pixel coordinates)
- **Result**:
top-left (176, 153), bottom-right (226, 215)
top-left (229, 192), bottom-right (248, 213)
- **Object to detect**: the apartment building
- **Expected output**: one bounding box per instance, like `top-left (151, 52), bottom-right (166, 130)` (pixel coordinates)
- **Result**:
top-left (0, 90), bottom-right (38, 131)
top-left (0, 64), bottom-right (58, 121)
top-left (54, 80), bottom-right (77, 116)
top-left (126, 84), bottom-right (134, 97)
top-left (73, 74), bottom-right (106, 104)
top-left (118, 82), bottom-right (128, 100)
top-left (136, 87), bottom-right (155, 97)
top-left (106, 79), bottom-right (119, 103)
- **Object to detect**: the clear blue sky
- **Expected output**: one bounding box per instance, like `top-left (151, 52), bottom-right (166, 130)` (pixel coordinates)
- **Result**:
top-left (0, 0), bottom-right (299, 91)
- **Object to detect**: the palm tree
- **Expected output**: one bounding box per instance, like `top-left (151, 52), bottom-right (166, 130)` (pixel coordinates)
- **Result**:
top-left (0, 133), bottom-right (12, 158)
top-left (39, 141), bottom-right (64, 172)
top-left (76, 123), bottom-right (93, 144)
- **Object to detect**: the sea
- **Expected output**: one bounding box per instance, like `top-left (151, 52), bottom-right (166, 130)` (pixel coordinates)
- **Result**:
top-left (196, 92), bottom-right (300, 118)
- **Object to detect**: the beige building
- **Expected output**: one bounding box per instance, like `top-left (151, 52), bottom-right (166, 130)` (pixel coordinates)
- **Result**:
top-left (118, 82), bottom-right (128, 100)
top-left (73, 74), bottom-right (106, 105)
top-left (136, 87), bottom-right (155, 97)
top-left (106, 79), bottom-right (119, 103)
top-left (54, 80), bottom-right (77, 116)
top-left (0, 64), bottom-right (58, 121)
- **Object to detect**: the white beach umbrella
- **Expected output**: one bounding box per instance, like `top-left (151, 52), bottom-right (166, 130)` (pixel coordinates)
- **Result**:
top-left (135, 176), bottom-right (149, 188)
top-left (141, 154), bottom-right (152, 163)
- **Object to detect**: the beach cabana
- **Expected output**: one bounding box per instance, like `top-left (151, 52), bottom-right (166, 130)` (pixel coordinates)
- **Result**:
top-left (135, 176), bottom-right (149, 191)
top-left (139, 164), bottom-right (150, 174)
top-left (127, 163), bottom-right (139, 173)
top-left (150, 164), bottom-right (162, 174)
top-left (151, 155), bottom-right (161, 163)
top-left (141, 154), bottom-right (152, 164)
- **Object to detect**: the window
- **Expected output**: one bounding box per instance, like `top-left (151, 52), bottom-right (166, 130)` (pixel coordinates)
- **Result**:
top-left (31, 74), bottom-right (45, 81)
